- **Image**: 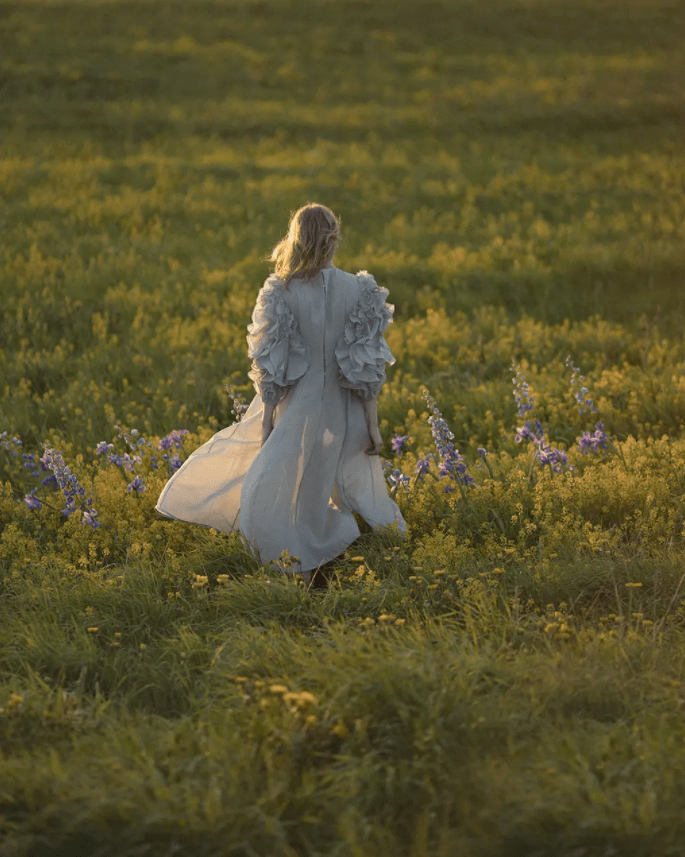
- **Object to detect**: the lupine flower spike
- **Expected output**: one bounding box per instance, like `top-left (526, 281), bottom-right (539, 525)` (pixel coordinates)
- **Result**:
top-left (226, 385), bottom-right (248, 420)
top-left (41, 444), bottom-right (100, 528)
top-left (158, 429), bottom-right (188, 471)
top-left (0, 432), bottom-right (23, 457)
top-left (415, 455), bottom-right (433, 480)
top-left (512, 370), bottom-right (572, 475)
top-left (388, 468), bottom-right (410, 493)
top-left (391, 434), bottom-right (409, 456)
top-left (422, 390), bottom-right (475, 492)
top-left (127, 475), bottom-right (146, 493)
top-left (578, 423), bottom-right (608, 454)
top-left (565, 356), bottom-right (598, 415)
top-left (511, 363), bottom-right (534, 419)
top-left (23, 488), bottom-right (42, 510)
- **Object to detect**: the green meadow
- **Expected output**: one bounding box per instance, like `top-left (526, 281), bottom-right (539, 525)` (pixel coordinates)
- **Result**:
top-left (2, 0), bottom-right (685, 854)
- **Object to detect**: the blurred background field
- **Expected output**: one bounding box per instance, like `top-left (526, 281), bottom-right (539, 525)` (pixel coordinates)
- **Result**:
top-left (2, 1), bottom-right (685, 855)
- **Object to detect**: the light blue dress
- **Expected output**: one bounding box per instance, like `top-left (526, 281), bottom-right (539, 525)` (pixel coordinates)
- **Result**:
top-left (155, 266), bottom-right (406, 572)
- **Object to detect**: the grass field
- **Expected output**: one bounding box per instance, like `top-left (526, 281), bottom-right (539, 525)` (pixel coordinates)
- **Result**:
top-left (2, 0), bottom-right (685, 855)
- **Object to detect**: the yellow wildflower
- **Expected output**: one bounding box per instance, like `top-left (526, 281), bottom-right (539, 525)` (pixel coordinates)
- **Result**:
top-left (8, 693), bottom-right (24, 708)
top-left (297, 691), bottom-right (318, 705)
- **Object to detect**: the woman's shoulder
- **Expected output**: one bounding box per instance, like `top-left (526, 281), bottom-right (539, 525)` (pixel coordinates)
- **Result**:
top-left (252, 275), bottom-right (290, 321)
top-left (329, 266), bottom-right (358, 280)
top-left (331, 267), bottom-right (383, 294)
top-left (260, 273), bottom-right (286, 294)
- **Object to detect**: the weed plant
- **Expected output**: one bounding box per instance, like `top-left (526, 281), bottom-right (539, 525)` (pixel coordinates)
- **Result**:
top-left (2, 0), bottom-right (685, 855)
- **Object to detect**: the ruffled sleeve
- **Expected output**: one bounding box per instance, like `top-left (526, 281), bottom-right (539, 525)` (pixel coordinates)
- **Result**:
top-left (334, 270), bottom-right (396, 400)
top-left (247, 276), bottom-right (310, 405)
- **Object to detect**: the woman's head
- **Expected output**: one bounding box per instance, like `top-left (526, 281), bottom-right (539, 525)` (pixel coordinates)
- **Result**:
top-left (270, 203), bottom-right (341, 285)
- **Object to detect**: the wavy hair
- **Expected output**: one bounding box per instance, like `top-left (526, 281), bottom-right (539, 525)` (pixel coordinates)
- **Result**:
top-left (270, 203), bottom-right (341, 286)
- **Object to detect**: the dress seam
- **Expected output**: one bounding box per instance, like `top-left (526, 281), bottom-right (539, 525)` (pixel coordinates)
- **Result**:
top-left (322, 269), bottom-right (327, 391)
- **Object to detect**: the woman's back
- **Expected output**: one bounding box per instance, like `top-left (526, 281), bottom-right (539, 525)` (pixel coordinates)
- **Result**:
top-left (282, 267), bottom-right (365, 394)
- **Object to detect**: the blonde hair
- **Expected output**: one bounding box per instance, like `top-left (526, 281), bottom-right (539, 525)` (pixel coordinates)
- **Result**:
top-left (270, 203), bottom-right (341, 286)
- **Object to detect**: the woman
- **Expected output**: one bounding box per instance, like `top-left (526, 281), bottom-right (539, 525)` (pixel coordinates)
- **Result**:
top-left (155, 203), bottom-right (405, 577)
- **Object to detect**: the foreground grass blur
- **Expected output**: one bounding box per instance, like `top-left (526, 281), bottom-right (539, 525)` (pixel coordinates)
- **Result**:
top-left (2, 0), bottom-right (685, 854)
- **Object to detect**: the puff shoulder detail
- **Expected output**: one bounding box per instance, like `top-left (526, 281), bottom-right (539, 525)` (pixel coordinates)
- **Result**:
top-left (334, 270), bottom-right (396, 400)
top-left (247, 276), bottom-right (310, 405)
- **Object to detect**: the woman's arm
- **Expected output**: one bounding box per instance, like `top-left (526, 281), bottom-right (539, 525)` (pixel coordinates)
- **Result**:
top-left (261, 401), bottom-right (276, 446)
top-left (364, 397), bottom-right (382, 455)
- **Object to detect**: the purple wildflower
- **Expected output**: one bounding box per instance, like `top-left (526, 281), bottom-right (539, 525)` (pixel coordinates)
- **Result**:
top-left (511, 364), bottom-right (534, 419)
top-left (82, 509), bottom-right (100, 529)
top-left (577, 422), bottom-right (608, 454)
top-left (108, 451), bottom-right (139, 472)
top-left (388, 468), bottom-right (410, 493)
top-left (95, 441), bottom-right (114, 455)
top-left (533, 437), bottom-right (570, 472)
top-left (565, 356), bottom-right (598, 415)
top-left (515, 424), bottom-right (533, 443)
top-left (536, 447), bottom-right (551, 466)
top-left (158, 430), bottom-right (189, 451)
top-left (515, 420), bottom-right (545, 444)
top-left (42, 444), bottom-right (101, 525)
top-left (127, 475), bottom-right (146, 493)
top-left (391, 434), bottom-right (409, 456)
top-left (514, 421), bottom-right (572, 474)
top-left (477, 447), bottom-right (488, 457)
top-left (24, 488), bottom-right (42, 511)
top-left (115, 425), bottom-right (156, 454)
top-left (0, 432), bottom-right (22, 457)
top-left (415, 456), bottom-right (432, 479)
top-left (422, 390), bottom-right (475, 488)
top-left (22, 453), bottom-right (43, 477)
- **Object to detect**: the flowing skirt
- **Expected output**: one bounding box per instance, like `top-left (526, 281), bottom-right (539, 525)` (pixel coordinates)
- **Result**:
top-left (155, 381), bottom-right (405, 572)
